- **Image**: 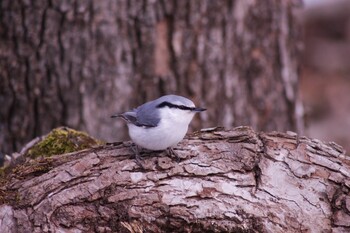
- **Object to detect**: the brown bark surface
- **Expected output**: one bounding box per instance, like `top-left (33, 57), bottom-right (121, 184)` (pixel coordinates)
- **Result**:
top-left (1, 127), bottom-right (349, 232)
top-left (0, 0), bottom-right (303, 155)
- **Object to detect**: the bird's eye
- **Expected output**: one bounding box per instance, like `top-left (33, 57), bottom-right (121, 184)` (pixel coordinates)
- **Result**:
top-left (179, 105), bottom-right (195, 111)
top-left (157, 101), bottom-right (195, 111)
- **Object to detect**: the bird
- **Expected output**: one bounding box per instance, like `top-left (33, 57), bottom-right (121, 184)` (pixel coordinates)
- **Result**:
top-left (111, 95), bottom-right (206, 162)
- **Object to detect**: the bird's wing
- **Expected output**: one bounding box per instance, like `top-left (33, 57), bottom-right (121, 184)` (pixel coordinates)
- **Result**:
top-left (134, 101), bottom-right (161, 128)
top-left (112, 109), bottom-right (160, 128)
top-left (111, 99), bottom-right (161, 128)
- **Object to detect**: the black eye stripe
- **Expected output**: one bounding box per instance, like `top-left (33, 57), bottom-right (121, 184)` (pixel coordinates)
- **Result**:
top-left (156, 101), bottom-right (195, 111)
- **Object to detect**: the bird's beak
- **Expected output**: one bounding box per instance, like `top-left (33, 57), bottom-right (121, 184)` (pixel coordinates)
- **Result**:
top-left (192, 107), bottom-right (206, 112)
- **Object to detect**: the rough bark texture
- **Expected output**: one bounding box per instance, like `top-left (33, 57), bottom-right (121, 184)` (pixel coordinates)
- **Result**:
top-left (0, 127), bottom-right (349, 233)
top-left (0, 0), bottom-right (304, 155)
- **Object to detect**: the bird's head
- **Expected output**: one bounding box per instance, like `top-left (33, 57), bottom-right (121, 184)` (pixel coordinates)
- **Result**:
top-left (156, 95), bottom-right (206, 125)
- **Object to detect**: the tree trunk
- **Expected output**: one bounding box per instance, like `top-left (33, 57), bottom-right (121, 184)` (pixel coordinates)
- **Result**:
top-left (0, 127), bottom-right (349, 232)
top-left (0, 0), bottom-right (304, 155)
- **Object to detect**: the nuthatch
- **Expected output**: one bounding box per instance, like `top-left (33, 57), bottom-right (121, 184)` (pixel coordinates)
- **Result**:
top-left (112, 95), bottom-right (206, 161)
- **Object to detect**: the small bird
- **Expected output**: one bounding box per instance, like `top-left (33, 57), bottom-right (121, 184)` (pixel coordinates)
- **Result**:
top-left (111, 95), bottom-right (206, 161)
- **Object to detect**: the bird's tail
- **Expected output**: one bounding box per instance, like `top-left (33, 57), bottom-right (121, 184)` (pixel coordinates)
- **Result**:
top-left (111, 114), bottom-right (129, 122)
top-left (111, 112), bottom-right (136, 124)
top-left (111, 114), bottom-right (122, 118)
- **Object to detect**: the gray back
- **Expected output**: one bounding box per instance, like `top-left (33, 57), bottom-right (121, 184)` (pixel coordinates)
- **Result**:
top-left (129, 95), bottom-right (194, 127)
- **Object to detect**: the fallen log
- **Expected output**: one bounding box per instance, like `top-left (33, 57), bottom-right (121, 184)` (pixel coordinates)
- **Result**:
top-left (0, 127), bottom-right (349, 232)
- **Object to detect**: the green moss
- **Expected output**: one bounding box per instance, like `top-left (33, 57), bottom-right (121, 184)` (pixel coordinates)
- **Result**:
top-left (26, 127), bottom-right (104, 159)
top-left (0, 127), bottom-right (105, 205)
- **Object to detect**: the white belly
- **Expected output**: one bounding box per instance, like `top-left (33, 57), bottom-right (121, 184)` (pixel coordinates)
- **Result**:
top-left (127, 120), bottom-right (188, 150)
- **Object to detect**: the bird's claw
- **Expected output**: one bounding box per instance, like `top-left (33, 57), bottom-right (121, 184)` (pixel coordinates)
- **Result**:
top-left (167, 148), bottom-right (180, 162)
top-left (131, 144), bottom-right (145, 169)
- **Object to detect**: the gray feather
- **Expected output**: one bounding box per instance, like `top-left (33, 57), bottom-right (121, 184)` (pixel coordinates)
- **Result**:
top-left (113, 95), bottom-right (195, 128)
top-left (133, 100), bottom-right (161, 127)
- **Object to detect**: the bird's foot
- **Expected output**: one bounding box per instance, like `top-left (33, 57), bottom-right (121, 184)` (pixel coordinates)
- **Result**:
top-left (131, 144), bottom-right (144, 168)
top-left (166, 148), bottom-right (180, 162)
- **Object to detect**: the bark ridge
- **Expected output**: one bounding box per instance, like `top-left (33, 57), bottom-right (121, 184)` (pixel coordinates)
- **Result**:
top-left (0, 127), bottom-right (349, 232)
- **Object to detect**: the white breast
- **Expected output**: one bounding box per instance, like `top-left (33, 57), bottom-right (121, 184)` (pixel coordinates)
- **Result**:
top-left (127, 108), bottom-right (195, 150)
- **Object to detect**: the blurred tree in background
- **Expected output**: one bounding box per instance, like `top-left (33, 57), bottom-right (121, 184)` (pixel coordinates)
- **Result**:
top-left (0, 0), bottom-right (303, 155)
top-left (301, 0), bottom-right (350, 152)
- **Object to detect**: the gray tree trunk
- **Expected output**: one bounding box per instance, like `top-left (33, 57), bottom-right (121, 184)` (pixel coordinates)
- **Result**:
top-left (0, 127), bottom-right (349, 232)
top-left (0, 0), bottom-right (304, 156)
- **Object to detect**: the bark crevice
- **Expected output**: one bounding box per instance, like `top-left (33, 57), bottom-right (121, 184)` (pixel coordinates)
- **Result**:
top-left (0, 127), bottom-right (348, 232)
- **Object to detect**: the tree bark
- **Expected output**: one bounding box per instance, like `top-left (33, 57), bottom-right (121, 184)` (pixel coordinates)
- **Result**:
top-left (0, 0), bottom-right (304, 155)
top-left (0, 127), bottom-right (349, 232)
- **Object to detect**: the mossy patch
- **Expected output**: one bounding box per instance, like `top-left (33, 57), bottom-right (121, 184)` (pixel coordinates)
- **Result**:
top-left (0, 127), bottom-right (104, 205)
top-left (26, 127), bottom-right (104, 159)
